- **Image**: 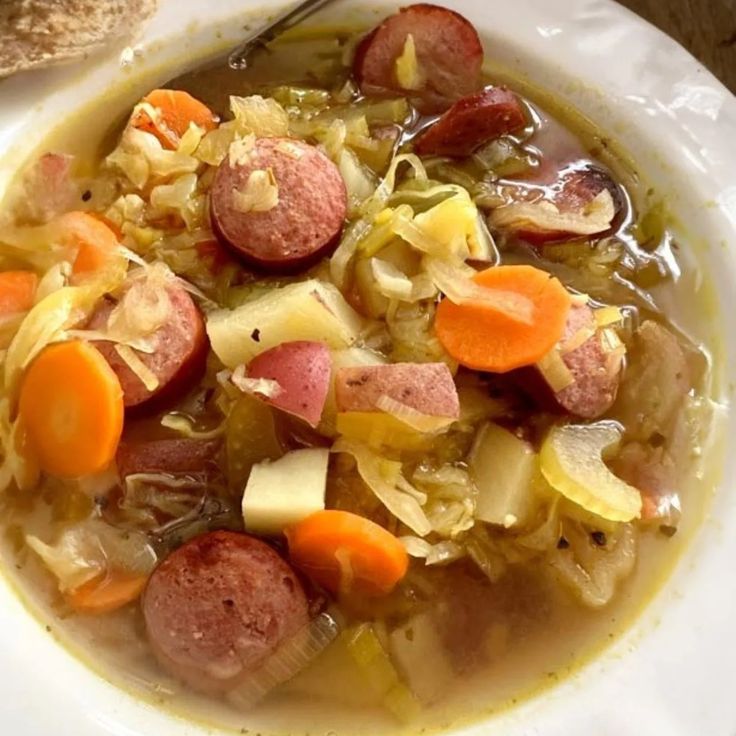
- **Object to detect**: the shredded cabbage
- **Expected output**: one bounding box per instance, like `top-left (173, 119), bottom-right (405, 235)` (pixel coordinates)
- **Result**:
top-left (489, 189), bottom-right (615, 237)
top-left (27, 521), bottom-right (157, 593)
top-left (232, 169), bottom-right (280, 213)
top-left (106, 127), bottom-right (200, 190)
top-left (370, 258), bottom-right (414, 300)
top-left (149, 173), bottom-right (205, 230)
top-left (400, 536), bottom-right (463, 565)
top-left (228, 134), bottom-right (257, 167)
top-left (332, 438), bottom-right (432, 536)
top-left (230, 364), bottom-right (283, 399)
top-left (230, 95), bottom-right (290, 137)
top-left (160, 413), bottom-right (225, 440)
top-left (4, 285), bottom-right (97, 395)
top-left (395, 34), bottom-right (425, 90)
top-left (423, 257), bottom-right (533, 324)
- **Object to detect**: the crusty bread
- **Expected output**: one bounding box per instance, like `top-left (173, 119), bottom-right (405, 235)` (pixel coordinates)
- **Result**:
top-left (0, 0), bottom-right (156, 77)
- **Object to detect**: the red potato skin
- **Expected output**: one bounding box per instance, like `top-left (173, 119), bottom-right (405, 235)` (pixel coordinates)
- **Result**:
top-left (516, 303), bottom-right (622, 419)
top-left (247, 341), bottom-right (332, 427)
top-left (143, 531), bottom-right (309, 694)
top-left (354, 3), bottom-right (484, 113)
top-left (413, 87), bottom-right (527, 157)
top-left (89, 283), bottom-right (208, 413)
top-left (210, 137), bottom-right (347, 273)
top-left (116, 438), bottom-right (221, 479)
top-left (334, 362), bottom-right (459, 419)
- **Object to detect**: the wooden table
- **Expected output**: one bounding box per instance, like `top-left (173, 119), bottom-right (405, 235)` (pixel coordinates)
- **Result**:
top-left (616, 0), bottom-right (736, 92)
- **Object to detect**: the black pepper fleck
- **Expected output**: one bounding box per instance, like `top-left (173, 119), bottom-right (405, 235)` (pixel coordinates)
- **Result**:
top-left (81, 189), bottom-right (92, 202)
top-left (251, 328), bottom-right (261, 342)
top-left (591, 531), bottom-right (607, 546)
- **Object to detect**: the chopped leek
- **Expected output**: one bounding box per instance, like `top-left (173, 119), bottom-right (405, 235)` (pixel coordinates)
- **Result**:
top-left (207, 279), bottom-right (364, 368)
top-left (345, 623), bottom-right (421, 722)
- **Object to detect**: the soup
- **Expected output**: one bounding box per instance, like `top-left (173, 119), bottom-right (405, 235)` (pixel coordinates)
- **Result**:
top-left (0, 4), bottom-right (719, 734)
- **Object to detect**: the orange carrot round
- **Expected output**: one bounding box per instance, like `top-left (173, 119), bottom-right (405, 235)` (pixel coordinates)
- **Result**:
top-left (435, 264), bottom-right (572, 372)
top-left (18, 340), bottom-right (124, 478)
top-left (0, 271), bottom-right (38, 315)
top-left (132, 89), bottom-right (218, 150)
top-left (67, 571), bottom-right (147, 615)
top-left (286, 510), bottom-right (409, 597)
top-left (55, 211), bottom-right (120, 281)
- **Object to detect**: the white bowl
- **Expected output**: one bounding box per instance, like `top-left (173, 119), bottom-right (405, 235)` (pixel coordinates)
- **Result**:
top-left (0, 1), bottom-right (734, 734)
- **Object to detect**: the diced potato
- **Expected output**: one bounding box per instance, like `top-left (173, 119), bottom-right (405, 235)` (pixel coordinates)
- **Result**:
top-left (319, 347), bottom-right (387, 437)
top-left (207, 279), bottom-right (364, 368)
top-left (468, 422), bottom-right (541, 528)
top-left (389, 613), bottom-right (454, 704)
top-left (242, 448), bottom-right (329, 535)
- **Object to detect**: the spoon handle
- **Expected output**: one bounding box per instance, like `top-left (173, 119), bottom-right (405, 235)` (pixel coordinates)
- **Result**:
top-left (228, 0), bottom-right (337, 69)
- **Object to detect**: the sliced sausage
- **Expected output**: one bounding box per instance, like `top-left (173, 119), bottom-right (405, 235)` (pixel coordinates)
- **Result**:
top-left (555, 166), bottom-right (624, 216)
top-left (551, 303), bottom-right (622, 418)
top-left (89, 281), bottom-right (208, 412)
top-left (116, 438), bottom-right (221, 479)
top-left (335, 362), bottom-right (459, 419)
top-left (413, 87), bottom-right (527, 157)
top-left (143, 531), bottom-right (309, 694)
top-left (247, 341), bottom-right (331, 427)
top-left (518, 303), bottom-right (622, 418)
top-left (210, 137), bottom-right (347, 273)
top-left (354, 4), bottom-right (484, 113)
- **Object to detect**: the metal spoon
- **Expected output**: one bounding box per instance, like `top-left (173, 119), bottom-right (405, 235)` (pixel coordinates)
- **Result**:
top-left (227, 0), bottom-right (338, 70)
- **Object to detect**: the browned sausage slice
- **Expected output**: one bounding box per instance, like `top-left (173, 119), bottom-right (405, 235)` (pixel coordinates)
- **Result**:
top-left (116, 438), bottom-right (221, 479)
top-left (354, 4), bottom-right (484, 113)
top-left (89, 281), bottom-right (208, 412)
top-left (143, 531), bottom-right (309, 694)
top-left (525, 303), bottom-right (622, 418)
top-left (413, 87), bottom-right (527, 157)
top-left (210, 137), bottom-right (347, 273)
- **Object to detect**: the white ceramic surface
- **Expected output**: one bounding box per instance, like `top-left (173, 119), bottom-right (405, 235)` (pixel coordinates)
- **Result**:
top-left (0, 1), bottom-right (734, 734)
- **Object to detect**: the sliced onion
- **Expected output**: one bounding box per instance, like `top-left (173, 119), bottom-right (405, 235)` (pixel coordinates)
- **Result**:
top-left (537, 349), bottom-right (575, 392)
top-left (490, 189), bottom-right (615, 236)
top-left (375, 394), bottom-right (453, 432)
top-left (228, 610), bottom-right (343, 710)
top-left (424, 258), bottom-right (533, 325)
top-left (114, 344), bottom-right (160, 391)
top-left (231, 364), bottom-right (282, 399)
top-left (332, 438), bottom-right (432, 536)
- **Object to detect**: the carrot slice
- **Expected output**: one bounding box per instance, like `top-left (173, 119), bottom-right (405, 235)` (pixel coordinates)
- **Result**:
top-left (18, 340), bottom-right (124, 478)
top-left (286, 510), bottom-right (409, 597)
top-left (435, 264), bottom-right (572, 373)
top-left (55, 211), bottom-right (120, 281)
top-left (0, 271), bottom-right (38, 315)
top-left (132, 89), bottom-right (218, 150)
top-left (67, 571), bottom-right (147, 615)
